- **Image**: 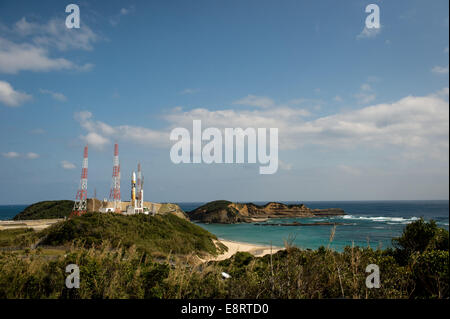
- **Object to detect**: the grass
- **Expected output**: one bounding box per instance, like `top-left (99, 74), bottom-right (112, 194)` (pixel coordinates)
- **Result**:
top-left (0, 228), bottom-right (37, 248)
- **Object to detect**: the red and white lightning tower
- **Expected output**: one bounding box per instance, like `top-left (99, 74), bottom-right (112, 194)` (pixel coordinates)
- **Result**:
top-left (109, 143), bottom-right (121, 212)
top-left (71, 145), bottom-right (88, 217)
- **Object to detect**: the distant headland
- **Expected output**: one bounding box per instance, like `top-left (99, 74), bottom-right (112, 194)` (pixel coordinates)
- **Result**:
top-left (187, 200), bottom-right (345, 224)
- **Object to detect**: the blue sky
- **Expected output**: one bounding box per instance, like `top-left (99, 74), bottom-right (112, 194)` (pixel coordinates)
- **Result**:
top-left (0, 0), bottom-right (448, 204)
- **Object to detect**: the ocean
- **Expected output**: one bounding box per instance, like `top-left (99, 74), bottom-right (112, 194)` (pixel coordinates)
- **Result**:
top-left (1, 201), bottom-right (448, 251)
top-left (178, 201), bottom-right (449, 251)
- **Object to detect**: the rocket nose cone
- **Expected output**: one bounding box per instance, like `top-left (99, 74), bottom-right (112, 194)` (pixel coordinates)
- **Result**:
top-left (132, 172), bottom-right (136, 181)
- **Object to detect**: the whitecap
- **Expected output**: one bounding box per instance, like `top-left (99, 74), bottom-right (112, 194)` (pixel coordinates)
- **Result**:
top-left (340, 215), bottom-right (419, 223)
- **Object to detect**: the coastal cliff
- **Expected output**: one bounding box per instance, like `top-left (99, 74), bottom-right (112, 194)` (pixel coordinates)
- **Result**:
top-left (187, 200), bottom-right (345, 224)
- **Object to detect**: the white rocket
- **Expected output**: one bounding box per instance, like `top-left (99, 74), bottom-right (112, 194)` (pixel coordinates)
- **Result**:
top-left (131, 171), bottom-right (136, 207)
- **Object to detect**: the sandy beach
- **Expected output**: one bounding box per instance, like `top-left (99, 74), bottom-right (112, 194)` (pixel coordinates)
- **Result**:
top-left (207, 239), bottom-right (284, 261)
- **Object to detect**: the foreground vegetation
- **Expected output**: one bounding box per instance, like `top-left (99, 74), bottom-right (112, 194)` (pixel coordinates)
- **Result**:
top-left (0, 217), bottom-right (448, 298)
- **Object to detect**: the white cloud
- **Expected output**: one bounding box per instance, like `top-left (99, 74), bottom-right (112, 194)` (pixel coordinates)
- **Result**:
top-left (61, 160), bottom-right (76, 170)
top-left (0, 80), bottom-right (32, 107)
top-left (289, 92), bottom-right (449, 156)
top-left (0, 17), bottom-right (97, 74)
top-left (2, 151), bottom-right (20, 158)
top-left (165, 90), bottom-right (449, 162)
top-left (120, 8), bottom-right (131, 15)
top-left (39, 89), bottom-right (67, 102)
top-left (14, 17), bottom-right (98, 51)
top-left (432, 65), bottom-right (449, 74)
top-left (74, 110), bottom-right (93, 122)
top-left (357, 26), bottom-right (381, 39)
top-left (0, 37), bottom-right (74, 74)
top-left (334, 95), bottom-right (343, 102)
top-left (354, 92), bottom-right (376, 104)
top-left (74, 89), bottom-right (449, 166)
top-left (74, 111), bottom-right (168, 149)
top-left (25, 152), bottom-right (39, 159)
top-left (233, 95), bottom-right (275, 108)
top-left (164, 106), bottom-right (310, 132)
top-left (435, 87), bottom-right (449, 97)
top-left (110, 6), bottom-right (135, 26)
top-left (2, 151), bottom-right (39, 159)
top-left (82, 132), bottom-right (110, 150)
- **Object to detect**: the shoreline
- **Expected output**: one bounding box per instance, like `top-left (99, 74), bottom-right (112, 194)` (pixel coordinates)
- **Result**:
top-left (204, 238), bottom-right (284, 262)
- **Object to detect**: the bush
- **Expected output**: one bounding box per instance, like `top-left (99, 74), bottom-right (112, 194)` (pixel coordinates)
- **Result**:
top-left (411, 250), bottom-right (449, 298)
top-left (392, 218), bottom-right (449, 264)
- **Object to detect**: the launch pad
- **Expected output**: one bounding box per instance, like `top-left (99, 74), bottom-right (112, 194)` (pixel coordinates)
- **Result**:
top-left (71, 143), bottom-right (155, 217)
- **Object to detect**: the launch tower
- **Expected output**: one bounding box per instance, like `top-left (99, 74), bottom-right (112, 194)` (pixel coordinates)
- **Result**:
top-left (109, 143), bottom-right (121, 213)
top-left (71, 145), bottom-right (88, 217)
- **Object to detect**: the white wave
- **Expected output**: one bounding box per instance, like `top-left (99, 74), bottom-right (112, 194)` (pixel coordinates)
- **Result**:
top-left (340, 215), bottom-right (419, 223)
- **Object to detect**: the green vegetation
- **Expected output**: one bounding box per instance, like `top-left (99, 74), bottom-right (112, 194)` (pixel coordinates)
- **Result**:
top-left (189, 200), bottom-right (232, 213)
top-left (392, 218), bottom-right (449, 264)
top-left (0, 228), bottom-right (37, 248)
top-left (0, 218), bottom-right (447, 298)
top-left (13, 200), bottom-right (74, 220)
top-left (38, 212), bottom-right (225, 257)
top-left (0, 243), bottom-right (171, 298)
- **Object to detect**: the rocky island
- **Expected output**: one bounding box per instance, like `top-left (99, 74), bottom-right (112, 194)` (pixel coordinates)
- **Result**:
top-left (187, 200), bottom-right (345, 224)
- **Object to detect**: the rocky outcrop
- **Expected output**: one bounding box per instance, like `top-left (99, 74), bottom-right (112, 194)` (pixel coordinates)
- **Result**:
top-left (157, 203), bottom-right (189, 220)
top-left (187, 201), bottom-right (242, 224)
top-left (187, 200), bottom-right (345, 224)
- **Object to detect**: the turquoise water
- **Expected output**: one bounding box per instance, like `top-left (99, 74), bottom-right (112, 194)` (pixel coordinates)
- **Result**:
top-left (1, 201), bottom-right (448, 251)
top-left (179, 201), bottom-right (449, 251)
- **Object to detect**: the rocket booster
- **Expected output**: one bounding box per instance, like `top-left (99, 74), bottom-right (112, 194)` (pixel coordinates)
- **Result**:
top-left (131, 171), bottom-right (136, 204)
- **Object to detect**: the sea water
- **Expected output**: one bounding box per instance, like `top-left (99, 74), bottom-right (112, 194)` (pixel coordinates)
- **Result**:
top-left (179, 201), bottom-right (449, 251)
top-left (1, 201), bottom-right (448, 251)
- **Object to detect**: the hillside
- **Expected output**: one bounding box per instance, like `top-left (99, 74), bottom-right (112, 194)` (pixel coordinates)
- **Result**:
top-left (38, 212), bottom-right (225, 256)
top-left (13, 200), bottom-right (74, 220)
top-left (14, 199), bottom-right (189, 221)
top-left (188, 200), bottom-right (345, 224)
